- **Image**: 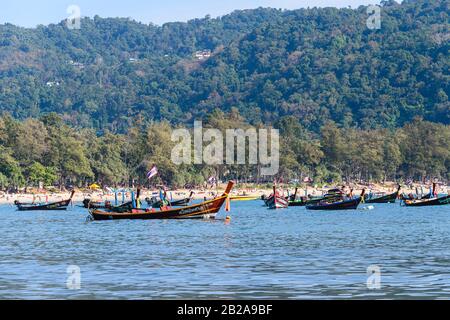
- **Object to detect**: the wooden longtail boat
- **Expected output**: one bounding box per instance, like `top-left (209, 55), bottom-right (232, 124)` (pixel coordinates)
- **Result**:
top-left (287, 188), bottom-right (323, 206)
top-left (403, 195), bottom-right (450, 207)
top-left (262, 194), bottom-right (274, 206)
top-left (16, 191), bottom-right (75, 211)
top-left (107, 189), bottom-right (143, 213)
top-left (400, 192), bottom-right (432, 201)
top-left (400, 184), bottom-right (435, 201)
top-left (400, 192), bottom-right (431, 201)
top-left (266, 186), bottom-right (289, 209)
top-left (288, 188), bottom-right (306, 206)
top-left (89, 182), bottom-right (234, 220)
top-left (81, 199), bottom-right (110, 209)
top-left (264, 189), bottom-right (299, 206)
top-left (365, 185), bottom-right (401, 204)
top-left (303, 196), bottom-right (325, 206)
top-left (303, 189), bottom-right (344, 206)
top-left (147, 191), bottom-right (194, 208)
top-left (306, 189), bottom-right (365, 211)
top-left (265, 187), bottom-right (337, 207)
top-left (289, 199), bottom-right (306, 206)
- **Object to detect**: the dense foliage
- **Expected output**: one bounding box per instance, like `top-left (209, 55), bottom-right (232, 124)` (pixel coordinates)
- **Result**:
top-left (0, 0), bottom-right (448, 132)
top-left (0, 112), bottom-right (449, 190)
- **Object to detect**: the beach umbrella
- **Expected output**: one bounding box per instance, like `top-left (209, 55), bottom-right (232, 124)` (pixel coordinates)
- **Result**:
top-left (89, 183), bottom-right (101, 190)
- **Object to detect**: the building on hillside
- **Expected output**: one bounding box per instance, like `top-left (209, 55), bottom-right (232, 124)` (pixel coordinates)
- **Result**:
top-left (194, 50), bottom-right (212, 60)
top-left (46, 81), bottom-right (60, 87)
top-left (68, 60), bottom-right (85, 68)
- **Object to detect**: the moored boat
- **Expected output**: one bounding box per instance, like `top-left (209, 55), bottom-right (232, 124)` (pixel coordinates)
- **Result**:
top-left (400, 185), bottom-right (434, 201)
top-left (146, 191), bottom-right (194, 208)
top-left (288, 198), bottom-right (307, 206)
top-left (89, 181), bottom-right (234, 220)
top-left (288, 188), bottom-right (307, 206)
top-left (16, 191), bottom-right (75, 211)
top-left (262, 194), bottom-right (274, 206)
top-left (403, 194), bottom-right (450, 207)
top-left (81, 198), bottom-right (111, 209)
top-left (266, 186), bottom-right (289, 209)
top-left (306, 189), bottom-right (365, 211)
top-left (365, 185), bottom-right (401, 204)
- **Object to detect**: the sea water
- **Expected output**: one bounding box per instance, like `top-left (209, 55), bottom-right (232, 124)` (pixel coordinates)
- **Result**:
top-left (0, 201), bottom-right (449, 299)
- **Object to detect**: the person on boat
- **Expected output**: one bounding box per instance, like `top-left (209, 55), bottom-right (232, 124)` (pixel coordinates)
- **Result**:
top-left (433, 184), bottom-right (438, 198)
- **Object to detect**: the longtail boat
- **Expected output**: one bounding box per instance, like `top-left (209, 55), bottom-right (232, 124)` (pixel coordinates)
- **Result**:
top-left (16, 191), bottom-right (75, 211)
top-left (81, 198), bottom-right (111, 209)
top-left (365, 185), bottom-right (401, 204)
top-left (303, 196), bottom-right (326, 206)
top-left (263, 188), bottom-right (301, 206)
top-left (266, 186), bottom-right (288, 209)
top-left (147, 191), bottom-right (194, 208)
top-left (403, 185), bottom-right (450, 207)
top-left (306, 189), bottom-right (365, 211)
top-left (89, 181), bottom-right (234, 220)
top-left (289, 198), bottom-right (307, 206)
top-left (400, 192), bottom-right (432, 201)
top-left (403, 195), bottom-right (450, 207)
top-left (288, 188), bottom-right (307, 206)
top-left (261, 194), bottom-right (274, 206)
top-left (404, 195), bottom-right (450, 207)
top-left (108, 189), bottom-right (142, 213)
top-left (400, 184), bottom-right (434, 201)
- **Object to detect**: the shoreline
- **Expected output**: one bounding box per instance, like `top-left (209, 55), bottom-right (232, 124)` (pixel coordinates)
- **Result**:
top-left (1, 183), bottom-right (448, 205)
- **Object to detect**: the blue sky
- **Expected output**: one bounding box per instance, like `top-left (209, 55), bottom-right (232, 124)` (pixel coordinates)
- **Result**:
top-left (1, 0), bottom-right (381, 27)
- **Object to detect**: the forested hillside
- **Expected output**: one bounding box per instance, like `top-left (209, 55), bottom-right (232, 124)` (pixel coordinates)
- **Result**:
top-left (0, 0), bottom-right (449, 189)
top-left (0, 0), bottom-right (448, 132)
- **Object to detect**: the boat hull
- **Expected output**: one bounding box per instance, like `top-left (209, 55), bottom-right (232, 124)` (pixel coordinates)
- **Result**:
top-left (365, 187), bottom-right (400, 204)
top-left (81, 199), bottom-right (109, 209)
top-left (91, 196), bottom-right (226, 220)
top-left (16, 192), bottom-right (74, 211)
top-left (306, 197), bottom-right (362, 211)
top-left (404, 195), bottom-right (450, 207)
top-left (17, 204), bottom-right (69, 211)
top-left (288, 200), bottom-right (306, 207)
top-left (230, 196), bottom-right (259, 201)
top-left (262, 195), bottom-right (273, 207)
top-left (148, 198), bottom-right (192, 208)
top-left (267, 196), bottom-right (288, 209)
top-left (365, 193), bottom-right (397, 204)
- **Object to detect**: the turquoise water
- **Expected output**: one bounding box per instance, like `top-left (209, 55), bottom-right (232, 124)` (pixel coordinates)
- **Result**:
top-left (1, 201), bottom-right (450, 299)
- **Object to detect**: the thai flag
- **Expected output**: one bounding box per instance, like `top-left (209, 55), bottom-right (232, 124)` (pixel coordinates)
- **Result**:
top-left (147, 166), bottom-right (158, 180)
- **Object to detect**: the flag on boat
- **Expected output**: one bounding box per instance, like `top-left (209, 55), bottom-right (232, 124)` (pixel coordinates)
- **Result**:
top-left (147, 166), bottom-right (158, 180)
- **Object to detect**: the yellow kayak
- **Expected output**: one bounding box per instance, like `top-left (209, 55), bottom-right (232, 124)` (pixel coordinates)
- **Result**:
top-left (230, 195), bottom-right (259, 201)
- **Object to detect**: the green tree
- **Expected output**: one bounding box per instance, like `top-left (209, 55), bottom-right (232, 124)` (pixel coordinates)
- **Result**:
top-left (26, 162), bottom-right (58, 186)
top-left (0, 147), bottom-right (25, 188)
